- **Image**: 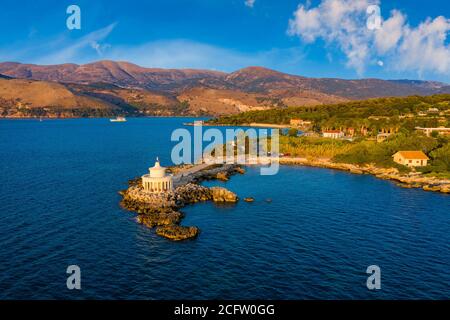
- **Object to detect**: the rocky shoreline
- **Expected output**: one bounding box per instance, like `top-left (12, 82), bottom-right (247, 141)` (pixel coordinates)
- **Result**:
top-left (119, 164), bottom-right (243, 241)
top-left (279, 157), bottom-right (450, 194)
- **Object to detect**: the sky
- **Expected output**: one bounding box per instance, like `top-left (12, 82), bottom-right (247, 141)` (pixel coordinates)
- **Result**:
top-left (0, 0), bottom-right (449, 82)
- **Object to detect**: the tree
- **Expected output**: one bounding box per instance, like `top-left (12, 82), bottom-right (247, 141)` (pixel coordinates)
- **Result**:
top-left (288, 128), bottom-right (298, 137)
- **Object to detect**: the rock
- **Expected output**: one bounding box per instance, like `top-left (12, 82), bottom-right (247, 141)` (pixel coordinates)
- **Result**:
top-left (440, 184), bottom-right (450, 193)
top-left (174, 183), bottom-right (212, 204)
top-left (156, 225), bottom-right (199, 241)
top-left (210, 187), bottom-right (238, 202)
top-left (396, 183), bottom-right (413, 189)
top-left (244, 197), bottom-right (255, 202)
top-left (136, 211), bottom-right (183, 228)
top-left (235, 166), bottom-right (246, 174)
top-left (120, 163), bottom-right (246, 241)
top-left (216, 172), bottom-right (229, 181)
top-left (423, 184), bottom-right (442, 192)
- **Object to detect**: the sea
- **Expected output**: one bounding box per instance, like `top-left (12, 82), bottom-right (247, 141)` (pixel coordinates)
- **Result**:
top-left (0, 117), bottom-right (448, 299)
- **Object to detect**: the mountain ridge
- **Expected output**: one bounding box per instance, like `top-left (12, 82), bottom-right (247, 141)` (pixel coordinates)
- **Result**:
top-left (0, 60), bottom-right (449, 118)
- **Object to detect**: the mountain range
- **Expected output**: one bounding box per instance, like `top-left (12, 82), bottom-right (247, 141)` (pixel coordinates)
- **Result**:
top-left (0, 60), bottom-right (449, 117)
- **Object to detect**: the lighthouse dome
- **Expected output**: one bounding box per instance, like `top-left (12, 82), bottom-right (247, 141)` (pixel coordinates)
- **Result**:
top-left (149, 157), bottom-right (166, 178)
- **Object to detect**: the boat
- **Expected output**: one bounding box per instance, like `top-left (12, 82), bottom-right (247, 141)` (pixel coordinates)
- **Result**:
top-left (110, 116), bottom-right (127, 122)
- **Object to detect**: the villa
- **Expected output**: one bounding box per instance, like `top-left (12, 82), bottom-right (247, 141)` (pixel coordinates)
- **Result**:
top-left (393, 151), bottom-right (429, 167)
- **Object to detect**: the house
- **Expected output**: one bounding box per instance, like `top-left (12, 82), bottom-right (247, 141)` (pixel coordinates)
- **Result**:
top-left (392, 151), bottom-right (429, 167)
top-left (322, 130), bottom-right (344, 139)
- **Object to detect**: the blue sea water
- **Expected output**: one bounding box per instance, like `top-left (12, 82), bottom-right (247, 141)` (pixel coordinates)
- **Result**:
top-left (0, 118), bottom-right (448, 300)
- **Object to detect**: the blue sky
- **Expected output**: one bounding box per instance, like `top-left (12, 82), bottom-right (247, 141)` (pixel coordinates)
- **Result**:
top-left (0, 0), bottom-right (449, 82)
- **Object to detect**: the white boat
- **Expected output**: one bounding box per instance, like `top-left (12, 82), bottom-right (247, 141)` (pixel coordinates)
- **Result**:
top-left (110, 116), bottom-right (127, 122)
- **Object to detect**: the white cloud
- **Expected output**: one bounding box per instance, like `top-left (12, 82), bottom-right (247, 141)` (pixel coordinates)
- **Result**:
top-left (374, 10), bottom-right (405, 54)
top-left (245, 0), bottom-right (255, 8)
top-left (288, 0), bottom-right (450, 77)
top-left (288, 0), bottom-right (377, 74)
top-left (396, 16), bottom-right (450, 76)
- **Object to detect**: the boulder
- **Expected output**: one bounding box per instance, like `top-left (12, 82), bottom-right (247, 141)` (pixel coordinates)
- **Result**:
top-left (235, 166), bottom-right (246, 174)
top-left (216, 172), bottom-right (229, 181)
top-left (440, 184), bottom-right (450, 193)
top-left (423, 184), bottom-right (443, 192)
top-left (156, 225), bottom-right (199, 241)
top-left (210, 187), bottom-right (238, 202)
top-left (136, 211), bottom-right (183, 228)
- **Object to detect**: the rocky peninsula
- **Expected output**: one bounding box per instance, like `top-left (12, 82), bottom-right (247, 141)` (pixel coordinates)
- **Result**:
top-left (120, 164), bottom-right (243, 241)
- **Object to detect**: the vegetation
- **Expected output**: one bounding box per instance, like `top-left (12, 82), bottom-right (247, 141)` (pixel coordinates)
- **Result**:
top-left (209, 94), bottom-right (450, 178)
top-left (209, 94), bottom-right (450, 136)
top-left (280, 136), bottom-right (353, 158)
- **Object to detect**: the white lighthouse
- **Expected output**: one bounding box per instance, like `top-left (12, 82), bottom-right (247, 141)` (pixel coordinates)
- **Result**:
top-left (142, 157), bottom-right (173, 193)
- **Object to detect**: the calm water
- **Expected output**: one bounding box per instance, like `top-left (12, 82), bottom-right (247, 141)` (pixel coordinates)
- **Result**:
top-left (0, 118), bottom-right (449, 300)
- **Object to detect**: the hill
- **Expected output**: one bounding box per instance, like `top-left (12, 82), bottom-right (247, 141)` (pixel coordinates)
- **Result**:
top-left (0, 61), bottom-right (449, 117)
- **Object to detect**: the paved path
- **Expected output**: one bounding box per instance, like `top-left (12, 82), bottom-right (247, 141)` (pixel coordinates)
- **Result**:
top-left (172, 163), bottom-right (215, 185)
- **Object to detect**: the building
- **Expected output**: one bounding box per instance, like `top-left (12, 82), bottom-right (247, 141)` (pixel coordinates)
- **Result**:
top-left (415, 126), bottom-right (450, 137)
top-left (142, 157), bottom-right (174, 193)
top-left (322, 130), bottom-right (344, 139)
top-left (392, 151), bottom-right (429, 167)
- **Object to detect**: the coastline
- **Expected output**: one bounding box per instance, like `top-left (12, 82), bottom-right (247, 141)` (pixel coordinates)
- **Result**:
top-left (278, 157), bottom-right (450, 194)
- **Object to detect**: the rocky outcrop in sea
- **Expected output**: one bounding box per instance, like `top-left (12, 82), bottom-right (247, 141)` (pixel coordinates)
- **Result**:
top-left (120, 164), bottom-right (243, 241)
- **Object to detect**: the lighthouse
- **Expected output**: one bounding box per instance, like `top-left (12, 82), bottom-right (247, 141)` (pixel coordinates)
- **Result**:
top-left (141, 157), bottom-right (173, 193)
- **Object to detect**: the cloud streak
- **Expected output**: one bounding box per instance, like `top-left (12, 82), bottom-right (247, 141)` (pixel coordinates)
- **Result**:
top-left (0, 23), bottom-right (116, 65)
top-left (36, 23), bottom-right (116, 64)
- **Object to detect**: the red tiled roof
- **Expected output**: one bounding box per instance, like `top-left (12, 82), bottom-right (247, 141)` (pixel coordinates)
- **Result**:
top-left (394, 151), bottom-right (429, 160)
